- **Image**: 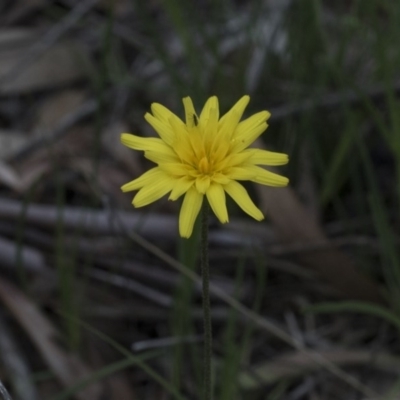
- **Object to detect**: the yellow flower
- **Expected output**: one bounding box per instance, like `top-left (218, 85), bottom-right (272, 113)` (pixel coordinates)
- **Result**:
top-left (121, 95), bottom-right (289, 238)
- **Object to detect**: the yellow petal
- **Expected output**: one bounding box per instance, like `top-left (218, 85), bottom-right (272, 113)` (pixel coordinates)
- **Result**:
top-left (169, 177), bottom-right (195, 200)
top-left (195, 175), bottom-right (211, 194)
top-left (144, 113), bottom-right (175, 145)
top-left (182, 97), bottom-right (198, 128)
top-left (151, 103), bottom-right (179, 124)
top-left (133, 175), bottom-right (175, 207)
top-left (210, 140), bottom-right (230, 164)
top-left (211, 172), bottom-right (230, 185)
top-left (249, 166), bottom-right (289, 187)
top-left (121, 167), bottom-right (162, 192)
top-left (231, 122), bottom-right (268, 153)
top-left (172, 139), bottom-right (194, 164)
top-left (217, 151), bottom-right (253, 170)
top-left (169, 118), bottom-right (194, 164)
top-left (179, 188), bottom-right (203, 238)
top-left (203, 107), bottom-right (219, 144)
top-left (245, 149), bottom-right (289, 166)
top-left (150, 103), bottom-right (186, 136)
top-left (188, 128), bottom-right (205, 160)
top-left (224, 181), bottom-right (264, 221)
top-left (234, 110), bottom-right (270, 138)
top-left (169, 113), bottom-right (188, 135)
top-left (206, 184), bottom-right (228, 223)
top-left (199, 96), bottom-right (219, 124)
top-left (121, 133), bottom-right (169, 152)
top-left (227, 167), bottom-right (257, 180)
top-left (219, 110), bottom-right (242, 141)
top-left (159, 162), bottom-right (192, 176)
top-left (218, 95), bottom-right (250, 130)
top-left (144, 148), bottom-right (180, 164)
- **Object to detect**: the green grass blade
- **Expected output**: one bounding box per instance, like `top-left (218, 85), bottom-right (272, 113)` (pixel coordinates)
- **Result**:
top-left (305, 301), bottom-right (400, 333)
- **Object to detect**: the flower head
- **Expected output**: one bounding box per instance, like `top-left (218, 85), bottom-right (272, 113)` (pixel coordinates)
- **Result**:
top-left (121, 95), bottom-right (289, 238)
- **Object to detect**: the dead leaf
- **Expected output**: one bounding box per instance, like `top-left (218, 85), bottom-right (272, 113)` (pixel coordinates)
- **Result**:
top-left (0, 278), bottom-right (102, 400)
top-left (239, 348), bottom-right (400, 389)
top-left (0, 29), bottom-right (88, 94)
top-left (0, 160), bottom-right (21, 190)
top-left (33, 90), bottom-right (88, 136)
top-left (0, 130), bottom-right (27, 159)
top-left (0, 158), bottom-right (49, 193)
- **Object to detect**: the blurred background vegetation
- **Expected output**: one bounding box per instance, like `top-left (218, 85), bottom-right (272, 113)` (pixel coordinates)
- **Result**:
top-left (0, 0), bottom-right (400, 399)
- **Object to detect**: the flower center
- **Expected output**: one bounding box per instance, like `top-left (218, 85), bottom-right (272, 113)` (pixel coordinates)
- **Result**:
top-left (198, 156), bottom-right (211, 174)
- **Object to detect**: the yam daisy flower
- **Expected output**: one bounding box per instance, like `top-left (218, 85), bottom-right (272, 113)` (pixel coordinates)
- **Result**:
top-left (121, 95), bottom-right (289, 238)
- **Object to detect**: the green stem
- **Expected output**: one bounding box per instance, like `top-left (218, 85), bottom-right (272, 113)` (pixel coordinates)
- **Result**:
top-left (200, 201), bottom-right (212, 400)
